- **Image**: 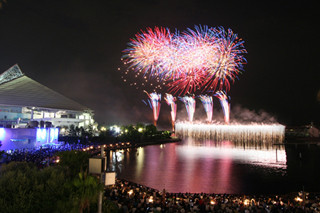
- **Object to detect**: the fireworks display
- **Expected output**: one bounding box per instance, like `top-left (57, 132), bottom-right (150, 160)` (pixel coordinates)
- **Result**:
top-left (121, 25), bottom-right (284, 143)
top-left (199, 95), bottom-right (214, 122)
top-left (165, 94), bottom-right (177, 131)
top-left (122, 25), bottom-right (246, 95)
top-left (179, 96), bottom-right (196, 122)
top-left (215, 91), bottom-right (230, 124)
top-left (175, 122), bottom-right (285, 142)
top-left (144, 91), bottom-right (161, 126)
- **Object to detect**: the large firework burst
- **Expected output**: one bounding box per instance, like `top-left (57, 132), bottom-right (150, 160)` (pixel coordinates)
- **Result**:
top-left (122, 25), bottom-right (247, 95)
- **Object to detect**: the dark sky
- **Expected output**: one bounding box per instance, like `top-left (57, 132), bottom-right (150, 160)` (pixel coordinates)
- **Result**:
top-left (0, 0), bottom-right (319, 127)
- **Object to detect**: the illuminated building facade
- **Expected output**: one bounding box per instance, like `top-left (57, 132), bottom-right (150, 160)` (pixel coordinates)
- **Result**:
top-left (0, 64), bottom-right (95, 129)
top-left (0, 65), bottom-right (96, 150)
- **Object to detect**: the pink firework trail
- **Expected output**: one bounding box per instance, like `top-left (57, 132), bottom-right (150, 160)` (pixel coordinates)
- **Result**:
top-left (179, 96), bottom-right (196, 122)
top-left (144, 91), bottom-right (161, 126)
top-left (199, 95), bottom-right (213, 122)
top-left (165, 94), bottom-right (177, 131)
top-left (215, 91), bottom-right (230, 124)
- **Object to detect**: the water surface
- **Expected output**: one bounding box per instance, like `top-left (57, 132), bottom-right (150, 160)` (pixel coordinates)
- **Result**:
top-left (108, 138), bottom-right (319, 194)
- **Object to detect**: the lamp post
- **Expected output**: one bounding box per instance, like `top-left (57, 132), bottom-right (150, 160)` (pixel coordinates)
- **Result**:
top-left (89, 146), bottom-right (115, 213)
top-left (98, 146), bottom-right (104, 213)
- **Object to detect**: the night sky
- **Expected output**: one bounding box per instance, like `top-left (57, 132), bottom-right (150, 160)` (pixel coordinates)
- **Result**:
top-left (0, 0), bottom-right (319, 127)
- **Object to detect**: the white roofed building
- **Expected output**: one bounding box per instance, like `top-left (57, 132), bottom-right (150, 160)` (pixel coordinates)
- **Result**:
top-left (0, 64), bottom-right (96, 132)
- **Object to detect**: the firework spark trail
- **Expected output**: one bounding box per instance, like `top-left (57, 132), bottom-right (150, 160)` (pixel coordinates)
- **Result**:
top-left (165, 94), bottom-right (177, 131)
top-left (215, 91), bottom-right (230, 124)
top-left (179, 96), bottom-right (196, 122)
top-left (199, 95), bottom-right (213, 122)
top-left (144, 91), bottom-right (161, 126)
top-left (122, 25), bottom-right (247, 95)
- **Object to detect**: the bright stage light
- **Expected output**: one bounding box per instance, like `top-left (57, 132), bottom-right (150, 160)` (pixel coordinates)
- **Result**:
top-left (0, 128), bottom-right (5, 140)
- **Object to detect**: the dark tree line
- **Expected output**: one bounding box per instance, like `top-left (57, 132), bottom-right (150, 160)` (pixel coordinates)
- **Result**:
top-left (0, 150), bottom-right (118, 213)
top-left (99, 123), bottom-right (171, 144)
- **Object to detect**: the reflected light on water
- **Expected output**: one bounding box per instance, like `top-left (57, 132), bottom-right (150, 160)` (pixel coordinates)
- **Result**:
top-left (178, 140), bottom-right (286, 168)
top-left (136, 147), bottom-right (144, 178)
top-left (113, 138), bottom-right (287, 194)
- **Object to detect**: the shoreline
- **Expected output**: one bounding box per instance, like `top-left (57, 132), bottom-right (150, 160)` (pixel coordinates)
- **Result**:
top-left (131, 137), bottom-right (181, 147)
top-left (116, 178), bottom-right (320, 196)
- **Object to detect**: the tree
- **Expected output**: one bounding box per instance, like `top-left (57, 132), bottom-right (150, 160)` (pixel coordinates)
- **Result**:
top-left (143, 124), bottom-right (158, 140)
top-left (119, 125), bottom-right (141, 143)
top-left (145, 124), bottom-right (157, 135)
top-left (0, 162), bottom-right (72, 213)
top-left (161, 130), bottom-right (171, 139)
top-left (75, 126), bottom-right (81, 136)
top-left (85, 124), bottom-right (94, 137)
top-left (69, 124), bottom-right (77, 136)
top-left (71, 172), bottom-right (103, 213)
top-left (0, 162), bottom-right (37, 213)
top-left (103, 199), bottom-right (119, 213)
top-left (99, 129), bottom-right (116, 143)
top-left (56, 150), bottom-right (91, 177)
top-left (0, 156), bottom-right (103, 213)
top-left (136, 123), bottom-right (145, 131)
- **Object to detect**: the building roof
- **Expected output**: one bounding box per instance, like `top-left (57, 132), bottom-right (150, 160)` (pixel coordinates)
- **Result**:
top-left (0, 65), bottom-right (89, 111)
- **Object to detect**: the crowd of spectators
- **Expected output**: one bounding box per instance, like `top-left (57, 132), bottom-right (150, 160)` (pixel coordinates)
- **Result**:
top-left (1, 142), bottom-right (91, 167)
top-left (1, 141), bottom-right (132, 167)
top-left (106, 179), bottom-right (320, 213)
